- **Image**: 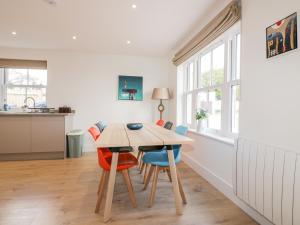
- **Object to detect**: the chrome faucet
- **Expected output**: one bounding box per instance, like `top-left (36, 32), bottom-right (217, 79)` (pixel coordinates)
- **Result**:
top-left (24, 97), bottom-right (36, 109)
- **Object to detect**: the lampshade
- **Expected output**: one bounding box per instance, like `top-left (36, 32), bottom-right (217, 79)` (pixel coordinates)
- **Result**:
top-left (152, 88), bottom-right (170, 100)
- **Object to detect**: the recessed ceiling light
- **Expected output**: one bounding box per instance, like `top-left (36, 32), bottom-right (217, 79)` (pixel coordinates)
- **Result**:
top-left (131, 4), bottom-right (137, 9)
top-left (72, 36), bottom-right (77, 40)
top-left (126, 40), bottom-right (131, 44)
top-left (11, 31), bottom-right (17, 36)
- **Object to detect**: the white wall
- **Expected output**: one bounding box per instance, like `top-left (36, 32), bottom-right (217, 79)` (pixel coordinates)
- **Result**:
top-left (0, 47), bottom-right (170, 150)
top-left (240, 0), bottom-right (300, 152)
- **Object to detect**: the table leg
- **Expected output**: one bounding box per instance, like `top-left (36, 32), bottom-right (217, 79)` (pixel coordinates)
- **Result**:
top-left (103, 152), bottom-right (119, 222)
top-left (166, 145), bottom-right (183, 215)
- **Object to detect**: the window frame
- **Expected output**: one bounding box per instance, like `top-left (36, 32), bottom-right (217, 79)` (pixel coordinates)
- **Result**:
top-left (1, 68), bottom-right (47, 108)
top-left (179, 23), bottom-right (241, 139)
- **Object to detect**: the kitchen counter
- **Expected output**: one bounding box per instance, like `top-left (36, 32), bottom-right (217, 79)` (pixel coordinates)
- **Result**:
top-left (0, 111), bottom-right (74, 116)
top-left (0, 113), bottom-right (74, 161)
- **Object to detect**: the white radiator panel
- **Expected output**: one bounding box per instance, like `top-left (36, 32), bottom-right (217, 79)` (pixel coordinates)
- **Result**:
top-left (236, 138), bottom-right (299, 225)
top-left (293, 155), bottom-right (300, 225)
top-left (264, 146), bottom-right (275, 221)
top-left (273, 149), bottom-right (284, 225)
top-left (282, 152), bottom-right (297, 225)
top-left (255, 143), bottom-right (266, 214)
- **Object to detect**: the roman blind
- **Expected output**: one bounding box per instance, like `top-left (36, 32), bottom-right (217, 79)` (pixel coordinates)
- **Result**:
top-left (172, 0), bottom-right (241, 66)
top-left (0, 58), bottom-right (47, 69)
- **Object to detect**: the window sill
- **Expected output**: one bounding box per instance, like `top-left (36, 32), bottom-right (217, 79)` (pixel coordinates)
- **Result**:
top-left (188, 129), bottom-right (235, 146)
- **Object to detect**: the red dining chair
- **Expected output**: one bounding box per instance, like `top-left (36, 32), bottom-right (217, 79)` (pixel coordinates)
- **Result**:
top-left (88, 126), bottom-right (138, 213)
top-left (156, 119), bottom-right (164, 126)
top-left (95, 148), bottom-right (138, 213)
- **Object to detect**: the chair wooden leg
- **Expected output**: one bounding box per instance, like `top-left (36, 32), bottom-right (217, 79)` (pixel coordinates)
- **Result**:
top-left (121, 169), bottom-right (137, 208)
top-left (166, 168), bottom-right (172, 182)
top-left (95, 170), bottom-right (108, 213)
top-left (177, 172), bottom-right (187, 204)
top-left (140, 161), bottom-right (146, 174)
top-left (139, 152), bottom-right (144, 170)
top-left (143, 164), bottom-right (150, 184)
top-left (137, 151), bottom-right (142, 163)
top-left (148, 166), bottom-right (159, 208)
top-left (143, 165), bottom-right (155, 190)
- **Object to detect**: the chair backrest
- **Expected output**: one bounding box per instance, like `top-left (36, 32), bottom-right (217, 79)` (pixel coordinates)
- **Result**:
top-left (175, 125), bottom-right (188, 136)
top-left (173, 125), bottom-right (188, 161)
top-left (88, 127), bottom-right (101, 141)
top-left (97, 148), bottom-right (111, 170)
top-left (156, 119), bottom-right (164, 127)
top-left (95, 121), bottom-right (107, 132)
top-left (164, 121), bottom-right (173, 130)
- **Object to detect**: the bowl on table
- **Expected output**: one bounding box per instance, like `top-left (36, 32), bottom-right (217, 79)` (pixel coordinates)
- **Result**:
top-left (127, 123), bottom-right (143, 130)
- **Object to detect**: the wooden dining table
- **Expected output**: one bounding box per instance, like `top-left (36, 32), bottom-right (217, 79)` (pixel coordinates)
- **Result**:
top-left (96, 123), bottom-right (193, 222)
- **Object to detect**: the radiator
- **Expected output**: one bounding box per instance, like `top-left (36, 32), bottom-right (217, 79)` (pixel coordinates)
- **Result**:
top-left (235, 138), bottom-right (300, 225)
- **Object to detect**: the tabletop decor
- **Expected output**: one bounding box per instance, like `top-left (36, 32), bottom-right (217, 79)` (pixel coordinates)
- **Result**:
top-left (152, 88), bottom-right (170, 120)
top-left (118, 75), bottom-right (143, 101)
top-left (196, 109), bottom-right (208, 132)
top-left (266, 12), bottom-right (297, 58)
top-left (127, 123), bottom-right (143, 130)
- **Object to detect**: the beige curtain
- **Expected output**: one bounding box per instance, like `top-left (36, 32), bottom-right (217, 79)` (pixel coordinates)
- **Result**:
top-left (0, 58), bottom-right (47, 69)
top-left (172, 0), bottom-right (241, 66)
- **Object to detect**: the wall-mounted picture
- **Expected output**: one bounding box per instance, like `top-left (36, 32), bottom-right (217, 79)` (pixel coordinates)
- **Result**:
top-left (266, 12), bottom-right (298, 58)
top-left (118, 75), bottom-right (143, 101)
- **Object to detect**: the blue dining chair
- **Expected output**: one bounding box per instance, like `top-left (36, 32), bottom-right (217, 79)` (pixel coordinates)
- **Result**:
top-left (142, 125), bottom-right (188, 207)
top-left (95, 121), bottom-right (107, 133)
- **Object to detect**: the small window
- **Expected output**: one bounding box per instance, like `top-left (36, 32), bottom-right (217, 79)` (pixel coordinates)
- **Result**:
top-left (212, 44), bottom-right (225, 85)
top-left (235, 34), bottom-right (241, 80)
top-left (188, 62), bottom-right (194, 91)
top-left (208, 88), bottom-right (222, 130)
top-left (231, 84), bottom-right (240, 133)
top-left (186, 93), bottom-right (192, 125)
top-left (3, 68), bottom-right (47, 108)
top-left (200, 52), bottom-right (211, 88)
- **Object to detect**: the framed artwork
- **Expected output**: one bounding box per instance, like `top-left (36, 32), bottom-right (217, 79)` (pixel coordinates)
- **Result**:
top-left (118, 75), bottom-right (143, 101)
top-left (266, 12), bottom-right (298, 58)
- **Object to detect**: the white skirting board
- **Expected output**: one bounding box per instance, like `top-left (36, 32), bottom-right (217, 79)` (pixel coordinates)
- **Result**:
top-left (182, 152), bottom-right (273, 225)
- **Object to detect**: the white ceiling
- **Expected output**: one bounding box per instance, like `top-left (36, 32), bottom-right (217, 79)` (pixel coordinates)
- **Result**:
top-left (0, 0), bottom-right (219, 56)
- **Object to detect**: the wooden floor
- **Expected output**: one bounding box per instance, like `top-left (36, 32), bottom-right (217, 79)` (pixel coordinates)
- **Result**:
top-left (0, 153), bottom-right (257, 225)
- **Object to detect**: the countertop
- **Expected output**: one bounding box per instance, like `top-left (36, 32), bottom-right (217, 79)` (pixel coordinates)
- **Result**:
top-left (0, 111), bottom-right (74, 116)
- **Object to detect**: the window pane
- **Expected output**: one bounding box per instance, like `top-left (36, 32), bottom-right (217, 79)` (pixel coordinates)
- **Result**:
top-left (6, 69), bottom-right (27, 85)
top-left (208, 88), bottom-right (222, 130)
top-left (197, 92), bottom-right (208, 128)
top-left (28, 69), bottom-right (47, 86)
top-left (186, 94), bottom-right (192, 125)
top-left (188, 63), bottom-right (194, 91)
top-left (200, 52), bottom-right (211, 88)
top-left (231, 85), bottom-right (240, 133)
top-left (212, 44), bottom-right (225, 85)
top-left (27, 87), bottom-right (47, 108)
top-left (197, 92), bottom-right (208, 110)
top-left (6, 87), bottom-right (26, 108)
top-left (236, 34), bottom-right (241, 80)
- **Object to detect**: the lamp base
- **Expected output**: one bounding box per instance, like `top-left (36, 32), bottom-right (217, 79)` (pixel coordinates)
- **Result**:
top-left (158, 99), bottom-right (164, 120)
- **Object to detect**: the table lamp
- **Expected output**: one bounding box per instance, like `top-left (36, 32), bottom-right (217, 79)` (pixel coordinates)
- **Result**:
top-left (152, 88), bottom-right (170, 120)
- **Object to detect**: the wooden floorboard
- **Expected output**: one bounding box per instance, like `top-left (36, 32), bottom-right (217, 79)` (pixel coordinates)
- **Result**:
top-left (0, 153), bottom-right (257, 225)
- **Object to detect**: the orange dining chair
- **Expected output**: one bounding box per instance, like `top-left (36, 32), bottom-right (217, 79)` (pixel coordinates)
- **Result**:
top-left (88, 126), bottom-right (138, 213)
top-left (156, 119), bottom-right (164, 126)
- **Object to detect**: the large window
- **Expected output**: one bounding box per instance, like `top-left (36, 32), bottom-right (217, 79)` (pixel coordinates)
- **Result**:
top-left (179, 27), bottom-right (240, 138)
top-left (1, 68), bottom-right (47, 108)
